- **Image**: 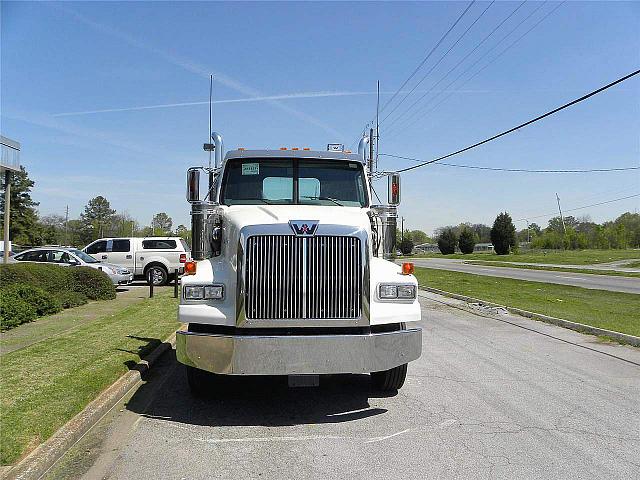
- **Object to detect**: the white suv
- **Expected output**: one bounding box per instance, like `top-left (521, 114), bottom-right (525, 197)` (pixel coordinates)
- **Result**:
top-left (83, 237), bottom-right (191, 285)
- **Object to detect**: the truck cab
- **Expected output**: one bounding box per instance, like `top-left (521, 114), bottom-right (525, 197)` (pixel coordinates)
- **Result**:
top-left (177, 135), bottom-right (422, 393)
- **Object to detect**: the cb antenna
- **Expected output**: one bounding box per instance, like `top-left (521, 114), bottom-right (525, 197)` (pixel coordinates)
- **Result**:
top-left (208, 74), bottom-right (213, 170)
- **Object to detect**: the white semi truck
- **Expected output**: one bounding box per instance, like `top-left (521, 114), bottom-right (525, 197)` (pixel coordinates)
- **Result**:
top-left (177, 132), bottom-right (422, 394)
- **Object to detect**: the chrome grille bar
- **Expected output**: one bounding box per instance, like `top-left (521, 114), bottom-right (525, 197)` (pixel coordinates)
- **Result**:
top-left (245, 235), bottom-right (361, 320)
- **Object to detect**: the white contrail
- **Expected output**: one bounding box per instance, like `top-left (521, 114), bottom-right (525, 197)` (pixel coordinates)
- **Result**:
top-left (51, 4), bottom-right (344, 137)
top-left (52, 89), bottom-right (492, 117)
top-left (52, 91), bottom-right (374, 117)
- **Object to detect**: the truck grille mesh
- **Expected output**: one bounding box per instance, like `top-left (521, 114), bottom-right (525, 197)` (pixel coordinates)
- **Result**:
top-left (245, 235), bottom-right (362, 320)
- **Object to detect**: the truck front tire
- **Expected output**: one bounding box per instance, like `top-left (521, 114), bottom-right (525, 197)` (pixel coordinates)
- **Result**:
top-left (371, 363), bottom-right (408, 392)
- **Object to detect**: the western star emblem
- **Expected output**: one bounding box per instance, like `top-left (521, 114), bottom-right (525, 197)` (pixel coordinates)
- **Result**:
top-left (289, 220), bottom-right (319, 236)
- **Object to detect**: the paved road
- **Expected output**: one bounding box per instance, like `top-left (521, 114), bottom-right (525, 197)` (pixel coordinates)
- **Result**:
top-left (409, 258), bottom-right (640, 294)
top-left (47, 293), bottom-right (640, 480)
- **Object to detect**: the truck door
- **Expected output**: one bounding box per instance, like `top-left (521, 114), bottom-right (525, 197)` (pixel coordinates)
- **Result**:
top-left (84, 240), bottom-right (108, 262)
top-left (107, 239), bottom-right (133, 270)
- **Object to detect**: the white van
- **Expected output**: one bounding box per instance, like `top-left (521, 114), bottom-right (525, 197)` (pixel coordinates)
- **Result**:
top-left (83, 237), bottom-right (191, 285)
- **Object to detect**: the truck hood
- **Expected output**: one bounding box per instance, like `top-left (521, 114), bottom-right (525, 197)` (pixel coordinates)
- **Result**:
top-left (221, 205), bottom-right (372, 234)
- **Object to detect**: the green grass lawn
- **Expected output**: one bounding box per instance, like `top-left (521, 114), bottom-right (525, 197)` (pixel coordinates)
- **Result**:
top-left (408, 249), bottom-right (640, 265)
top-left (464, 261), bottom-right (640, 278)
top-left (414, 267), bottom-right (640, 337)
top-left (626, 260), bottom-right (640, 268)
top-left (0, 290), bottom-right (179, 466)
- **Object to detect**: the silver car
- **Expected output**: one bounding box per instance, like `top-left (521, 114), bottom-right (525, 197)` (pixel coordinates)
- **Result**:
top-left (12, 247), bottom-right (134, 286)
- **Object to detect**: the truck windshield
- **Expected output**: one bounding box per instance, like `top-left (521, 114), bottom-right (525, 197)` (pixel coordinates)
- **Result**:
top-left (220, 158), bottom-right (368, 207)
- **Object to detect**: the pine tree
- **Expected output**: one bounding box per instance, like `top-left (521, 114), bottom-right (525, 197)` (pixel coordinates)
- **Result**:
top-left (0, 167), bottom-right (40, 244)
top-left (490, 212), bottom-right (517, 255)
top-left (437, 227), bottom-right (458, 255)
top-left (458, 228), bottom-right (477, 254)
top-left (80, 196), bottom-right (116, 240)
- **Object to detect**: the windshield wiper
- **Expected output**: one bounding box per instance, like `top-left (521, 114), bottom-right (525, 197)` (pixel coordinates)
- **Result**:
top-left (301, 195), bottom-right (344, 206)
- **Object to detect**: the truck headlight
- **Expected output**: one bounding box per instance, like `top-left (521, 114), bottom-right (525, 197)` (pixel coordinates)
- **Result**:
top-left (204, 285), bottom-right (224, 299)
top-left (183, 284), bottom-right (224, 300)
top-left (184, 286), bottom-right (205, 300)
top-left (378, 284), bottom-right (416, 300)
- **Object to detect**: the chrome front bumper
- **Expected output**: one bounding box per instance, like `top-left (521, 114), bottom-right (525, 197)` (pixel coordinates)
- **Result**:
top-left (176, 327), bottom-right (422, 375)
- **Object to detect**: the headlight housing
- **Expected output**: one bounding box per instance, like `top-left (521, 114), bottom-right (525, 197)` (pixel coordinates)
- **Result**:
top-left (183, 284), bottom-right (224, 300)
top-left (378, 283), bottom-right (416, 300)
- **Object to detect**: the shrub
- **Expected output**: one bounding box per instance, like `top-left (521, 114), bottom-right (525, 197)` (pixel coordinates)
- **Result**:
top-left (399, 238), bottom-right (414, 255)
top-left (0, 289), bottom-right (37, 330)
top-left (56, 291), bottom-right (89, 309)
top-left (3, 284), bottom-right (62, 316)
top-left (491, 212), bottom-right (517, 255)
top-left (458, 228), bottom-right (477, 254)
top-left (69, 267), bottom-right (116, 301)
top-left (0, 263), bottom-right (73, 292)
top-left (437, 228), bottom-right (458, 255)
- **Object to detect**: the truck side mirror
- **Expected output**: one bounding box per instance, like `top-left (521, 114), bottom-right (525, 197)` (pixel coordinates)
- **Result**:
top-left (187, 169), bottom-right (200, 202)
top-left (388, 173), bottom-right (401, 206)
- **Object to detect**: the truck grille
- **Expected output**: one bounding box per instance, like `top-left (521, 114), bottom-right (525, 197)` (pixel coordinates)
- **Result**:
top-left (245, 235), bottom-right (362, 320)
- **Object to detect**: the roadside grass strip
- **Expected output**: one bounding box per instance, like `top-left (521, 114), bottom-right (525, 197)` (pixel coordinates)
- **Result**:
top-left (413, 267), bottom-right (640, 338)
top-left (408, 249), bottom-right (640, 265)
top-left (0, 290), bottom-right (179, 466)
top-left (463, 261), bottom-right (640, 278)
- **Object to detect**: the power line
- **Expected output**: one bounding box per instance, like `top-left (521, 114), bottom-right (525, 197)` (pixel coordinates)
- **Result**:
top-left (380, 1), bottom-right (495, 126)
top-left (380, 153), bottom-right (640, 173)
top-left (514, 194), bottom-right (640, 222)
top-left (385, 1), bottom-right (554, 137)
top-left (383, 1), bottom-right (526, 131)
top-left (392, 69), bottom-right (640, 174)
top-left (377, 1), bottom-right (476, 116)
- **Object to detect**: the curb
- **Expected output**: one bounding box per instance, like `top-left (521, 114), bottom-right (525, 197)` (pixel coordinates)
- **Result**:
top-left (420, 286), bottom-right (640, 348)
top-left (3, 333), bottom-right (177, 480)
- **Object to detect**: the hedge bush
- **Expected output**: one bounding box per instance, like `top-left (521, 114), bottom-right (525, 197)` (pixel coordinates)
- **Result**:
top-left (3, 284), bottom-right (62, 316)
top-left (0, 263), bottom-right (116, 330)
top-left (56, 291), bottom-right (89, 309)
top-left (0, 290), bottom-right (37, 330)
top-left (70, 267), bottom-right (116, 301)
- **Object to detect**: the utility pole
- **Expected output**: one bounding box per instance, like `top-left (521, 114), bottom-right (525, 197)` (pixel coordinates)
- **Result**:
top-left (401, 216), bottom-right (405, 242)
top-left (64, 205), bottom-right (69, 246)
top-left (525, 219), bottom-right (530, 243)
top-left (556, 193), bottom-right (566, 234)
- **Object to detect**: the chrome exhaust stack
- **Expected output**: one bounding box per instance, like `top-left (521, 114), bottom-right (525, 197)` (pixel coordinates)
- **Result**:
top-left (358, 134), bottom-right (370, 165)
top-left (187, 132), bottom-right (224, 260)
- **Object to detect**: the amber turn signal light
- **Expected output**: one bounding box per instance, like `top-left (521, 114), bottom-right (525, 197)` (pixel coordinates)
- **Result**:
top-left (401, 262), bottom-right (414, 275)
top-left (184, 261), bottom-right (197, 275)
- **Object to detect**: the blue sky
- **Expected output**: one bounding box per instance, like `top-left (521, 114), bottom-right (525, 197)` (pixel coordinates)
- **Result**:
top-left (2, 1), bottom-right (639, 235)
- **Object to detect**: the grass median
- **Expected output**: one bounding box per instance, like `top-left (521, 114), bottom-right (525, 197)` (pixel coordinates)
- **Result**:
top-left (414, 267), bottom-right (640, 337)
top-left (408, 249), bottom-right (640, 265)
top-left (464, 261), bottom-right (640, 278)
top-left (0, 290), bottom-right (179, 466)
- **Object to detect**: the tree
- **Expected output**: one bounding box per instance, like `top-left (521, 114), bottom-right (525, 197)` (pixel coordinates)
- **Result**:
top-left (471, 223), bottom-right (492, 243)
top-left (491, 212), bottom-right (517, 255)
top-left (399, 238), bottom-right (414, 255)
top-left (458, 228), bottom-right (477, 254)
top-left (152, 212), bottom-right (173, 235)
top-left (0, 167), bottom-right (40, 245)
top-left (437, 227), bottom-right (458, 255)
top-left (80, 196), bottom-right (116, 240)
top-left (175, 224), bottom-right (191, 243)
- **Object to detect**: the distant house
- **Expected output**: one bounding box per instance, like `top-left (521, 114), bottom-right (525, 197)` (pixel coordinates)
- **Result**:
top-left (474, 243), bottom-right (494, 252)
top-left (414, 243), bottom-right (440, 253)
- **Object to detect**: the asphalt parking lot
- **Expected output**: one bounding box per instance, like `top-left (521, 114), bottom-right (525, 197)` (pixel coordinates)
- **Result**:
top-left (46, 292), bottom-right (640, 480)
